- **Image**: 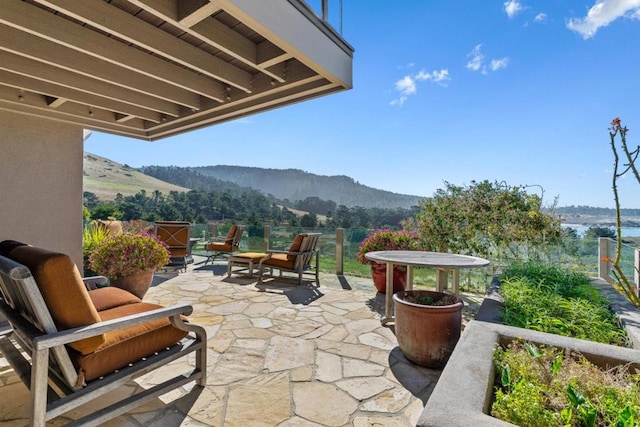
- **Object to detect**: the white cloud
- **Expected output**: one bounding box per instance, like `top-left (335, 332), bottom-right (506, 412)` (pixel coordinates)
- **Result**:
top-left (390, 76), bottom-right (416, 106)
top-left (534, 12), bottom-right (547, 22)
top-left (466, 44), bottom-right (484, 71)
top-left (490, 58), bottom-right (509, 71)
top-left (567, 0), bottom-right (640, 39)
top-left (395, 75), bottom-right (417, 96)
top-left (390, 69), bottom-right (451, 106)
top-left (466, 45), bottom-right (508, 74)
top-left (415, 69), bottom-right (451, 86)
top-left (504, 0), bottom-right (523, 18)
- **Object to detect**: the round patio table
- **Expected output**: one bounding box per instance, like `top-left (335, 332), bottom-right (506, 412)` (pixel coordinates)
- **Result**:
top-left (365, 251), bottom-right (490, 325)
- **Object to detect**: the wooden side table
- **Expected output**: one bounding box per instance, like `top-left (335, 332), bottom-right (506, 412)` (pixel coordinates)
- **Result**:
top-left (227, 252), bottom-right (269, 278)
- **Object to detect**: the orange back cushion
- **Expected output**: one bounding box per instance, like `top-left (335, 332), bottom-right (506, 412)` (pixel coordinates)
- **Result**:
top-left (287, 234), bottom-right (305, 261)
top-left (7, 245), bottom-right (106, 354)
top-left (225, 225), bottom-right (238, 244)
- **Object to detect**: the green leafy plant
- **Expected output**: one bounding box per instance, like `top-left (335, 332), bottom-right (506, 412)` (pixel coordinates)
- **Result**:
top-left (356, 229), bottom-right (420, 265)
top-left (89, 231), bottom-right (170, 279)
top-left (493, 341), bottom-right (640, 427)
top-left (82, 221), bottom-right (110, 265)
top-left (500, 262), bottom-right (627, 345)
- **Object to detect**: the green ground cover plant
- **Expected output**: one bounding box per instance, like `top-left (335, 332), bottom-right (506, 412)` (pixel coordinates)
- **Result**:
top-left (492, 340), bottom-right (640, 427)
top-left (500, 262), bottom-right (627, 346)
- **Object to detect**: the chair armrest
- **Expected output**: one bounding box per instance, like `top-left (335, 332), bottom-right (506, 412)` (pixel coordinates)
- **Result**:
top-left (82, 276), bottom-right (109, 290)
top-left (266, 249), bottom-right (318, 256)
top-left (266, 249), bottom-right (289, 255)
top-left (209, 236), bottom-right (229, 243)
top-left (33, 304), bottom-right (194, 350)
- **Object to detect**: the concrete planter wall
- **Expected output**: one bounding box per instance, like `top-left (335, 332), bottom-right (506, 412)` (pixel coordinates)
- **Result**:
top-left (417, 275), bottom-right (640, 426)
top-left (417, 320), bottom-right (640, 427)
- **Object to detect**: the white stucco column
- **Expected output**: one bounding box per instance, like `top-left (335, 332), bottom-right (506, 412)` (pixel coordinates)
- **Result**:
top-left (0, 110), bottom-right (84, 268)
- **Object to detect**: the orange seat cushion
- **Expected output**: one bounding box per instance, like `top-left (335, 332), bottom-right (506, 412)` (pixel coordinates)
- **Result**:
top-left (206, 242), bottom-right (232, 252)
top-left (264, 253), bottom-right (295, 270)
top-left (232, 252), bottom-right (267, 261)
top-left (71, 302), bottom-right (188, 381)
top-left (5, 244), bottom-right (106, 355)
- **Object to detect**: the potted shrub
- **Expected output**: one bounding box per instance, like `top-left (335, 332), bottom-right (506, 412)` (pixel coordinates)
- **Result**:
top-left (357, 229), bottom-right (420, 294)
top-left (89, 231), bottom-right (170, 298)
top-left (393, 290), bottom-right (463, 368)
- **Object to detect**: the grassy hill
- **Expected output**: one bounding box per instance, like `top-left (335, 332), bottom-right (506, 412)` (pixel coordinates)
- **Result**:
top-left (83, 152), bottom-right (189, 201)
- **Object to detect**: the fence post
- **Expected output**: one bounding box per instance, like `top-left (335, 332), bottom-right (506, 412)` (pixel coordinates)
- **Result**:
top-left (336, 228), bottom-right (344, 275)
top-left (635, 248), bottom-right (640, 297)
top-left (598, 237), bottom-right (611, 283)
top-left (264, 225), bottom-right (270, 251)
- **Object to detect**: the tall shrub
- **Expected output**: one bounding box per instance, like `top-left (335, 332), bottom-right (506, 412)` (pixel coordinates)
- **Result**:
top-left (409, 180), bottom-right (562, 260)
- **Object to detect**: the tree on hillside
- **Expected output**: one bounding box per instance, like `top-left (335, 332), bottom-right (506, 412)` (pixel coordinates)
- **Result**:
top-left (584, 226), bottom-right (616, 239)
top-left (408, 180), bottom-right (562, 260)
top-left (90, 202), bottom-right (121, 220)
top-left (300, 212), bottom-right (318, 228)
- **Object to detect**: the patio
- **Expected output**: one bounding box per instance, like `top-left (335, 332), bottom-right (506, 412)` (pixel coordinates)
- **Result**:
top-left (0, 257), bottom-right (483, 426)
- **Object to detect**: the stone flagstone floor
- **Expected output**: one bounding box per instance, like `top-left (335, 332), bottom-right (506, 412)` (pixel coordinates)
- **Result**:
top-left (0, 259), bottom-right (483, 426)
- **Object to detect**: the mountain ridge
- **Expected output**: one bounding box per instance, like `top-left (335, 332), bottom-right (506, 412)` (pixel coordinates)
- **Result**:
top-left (84, 152), bottom-right (424, 209)
top-left (189, 165), bottom-right (423, 209)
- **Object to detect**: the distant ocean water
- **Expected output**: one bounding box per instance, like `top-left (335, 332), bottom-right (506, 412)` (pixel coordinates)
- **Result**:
top-left (562, 223), bottom-right (640, 238)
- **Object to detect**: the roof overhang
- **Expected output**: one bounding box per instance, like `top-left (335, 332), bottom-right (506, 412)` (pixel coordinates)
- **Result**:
top-left (0, 0), bottom-right (353, 140)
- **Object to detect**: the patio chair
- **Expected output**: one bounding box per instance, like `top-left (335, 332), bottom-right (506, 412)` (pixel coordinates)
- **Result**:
top-left (204, 224), bottom-right (244, 265)
top-left (258, 233), bottom-right (321, 285)
top-left (154, 221), bottom-right (191, 272)
top-left (0, 240), bottom-right (206, 426)
top-left (96, 219), bottom-right (123, 235)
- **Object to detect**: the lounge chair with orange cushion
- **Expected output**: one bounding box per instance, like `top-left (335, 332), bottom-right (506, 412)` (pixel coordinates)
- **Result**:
top-left (258, 233), bottom-right (321, 285)
top-left (204, 224), bottom-right (244, 265)
top-left (0, 240), bottom-right (206, 425)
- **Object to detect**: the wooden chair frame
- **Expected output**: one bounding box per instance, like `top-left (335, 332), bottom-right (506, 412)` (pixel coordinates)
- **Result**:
top-left (258, 233), bottom-right (321, 285)
top-left (0, 255), bottom-right (206, 426)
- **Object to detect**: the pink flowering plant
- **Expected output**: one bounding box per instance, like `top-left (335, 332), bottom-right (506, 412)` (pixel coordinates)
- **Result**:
top-left (356, 229), bottom-right (421, 265)
top-left (89, 231), bottom-right (170, 279)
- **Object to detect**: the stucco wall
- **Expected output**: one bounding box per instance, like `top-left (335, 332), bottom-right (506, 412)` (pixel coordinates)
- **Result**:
top-left (0, 110), bottom-right (84, 268)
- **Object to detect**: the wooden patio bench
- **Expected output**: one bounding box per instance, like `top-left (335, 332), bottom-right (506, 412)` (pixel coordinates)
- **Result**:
top-left (0, 241), bottom-right (207, 426)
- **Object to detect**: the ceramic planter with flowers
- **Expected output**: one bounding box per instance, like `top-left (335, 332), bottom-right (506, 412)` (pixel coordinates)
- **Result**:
top-left (89, 231), bottom-right (170, 298)
top-left (357, 229), bottom-right (421, 294)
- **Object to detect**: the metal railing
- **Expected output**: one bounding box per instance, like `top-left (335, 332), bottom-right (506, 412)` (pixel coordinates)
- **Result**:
top-left (87, 221), bottom-right (635, 294)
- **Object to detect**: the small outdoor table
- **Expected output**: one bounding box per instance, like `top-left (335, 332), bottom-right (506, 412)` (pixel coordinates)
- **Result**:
top-left (365, 251), bottom-right (490, 325)
top-left (227, 252), bottom-right (269, 278)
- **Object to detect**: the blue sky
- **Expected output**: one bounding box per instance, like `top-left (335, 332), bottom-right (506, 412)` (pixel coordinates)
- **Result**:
top-left (85, 0), bottom-right (640, 209)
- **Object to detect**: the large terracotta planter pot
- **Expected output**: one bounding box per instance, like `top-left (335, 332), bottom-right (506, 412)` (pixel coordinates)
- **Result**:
top-left (109, 270), bottom-right (154, 299)
top-left (370, 264), bottom-right (406, 294)
top-left (393, 290), bottom-right (463, 368)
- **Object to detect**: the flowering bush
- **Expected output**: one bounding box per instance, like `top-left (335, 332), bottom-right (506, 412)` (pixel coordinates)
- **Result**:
top-left (356, 229), bottom-right (421, 264)
top-left (89, 232), bottom-right (170, 279)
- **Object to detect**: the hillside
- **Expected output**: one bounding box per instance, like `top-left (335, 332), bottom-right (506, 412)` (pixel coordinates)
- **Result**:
top-left (190, 165), bottom-right (423, 209)
top-left (83, 153), bottom-right (189, 200)
top-left (554, 206), bottom-right (640, 227)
